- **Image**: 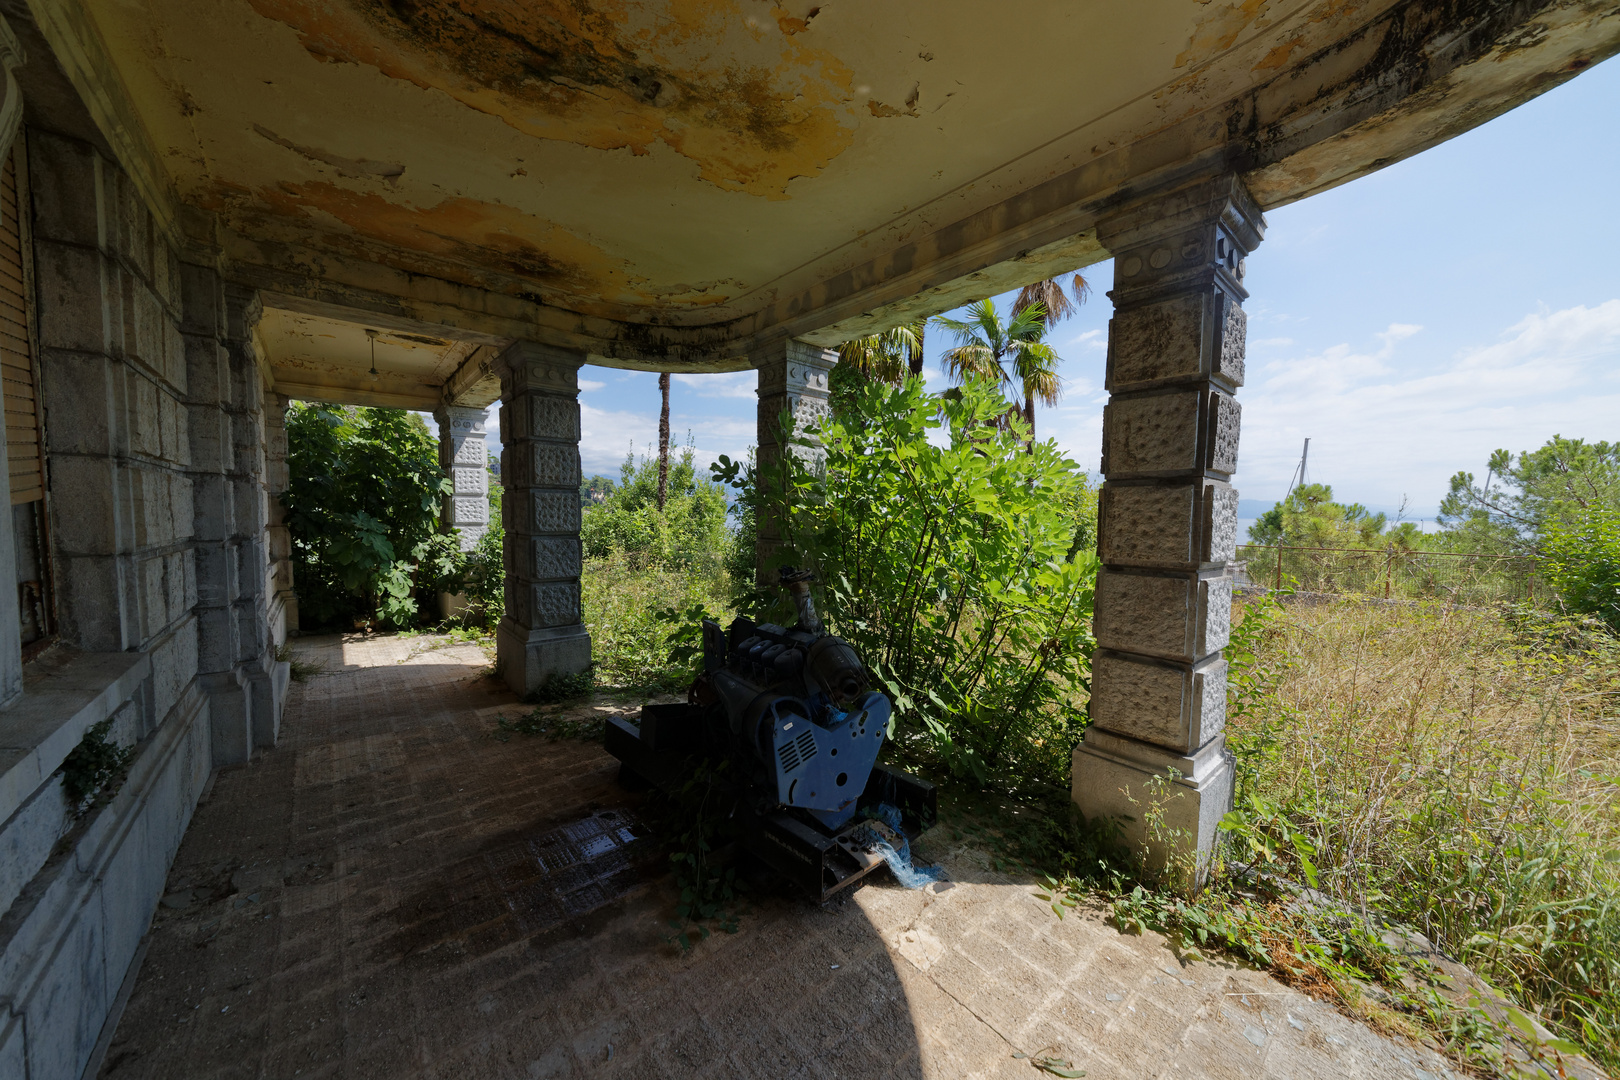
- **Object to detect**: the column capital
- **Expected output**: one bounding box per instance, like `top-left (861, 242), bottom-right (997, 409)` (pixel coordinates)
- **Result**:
top-left (433, 403), bottom-right (487, 432)
top-left (1099, 174), bottom-right (1266, 307)
top-left (495, 341), bottom-right (586, 399)
top-left (755, 338), bottom-right (837, 394)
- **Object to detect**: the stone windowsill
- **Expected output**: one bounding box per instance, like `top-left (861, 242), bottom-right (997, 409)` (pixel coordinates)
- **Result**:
top-left (0, 648), bottom-right (150, 825)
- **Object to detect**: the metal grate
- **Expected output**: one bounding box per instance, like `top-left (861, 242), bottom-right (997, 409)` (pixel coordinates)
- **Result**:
top-left (778, 728), bottom-right (819, 774)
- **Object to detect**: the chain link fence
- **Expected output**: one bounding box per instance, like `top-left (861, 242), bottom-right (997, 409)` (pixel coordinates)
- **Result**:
top-left (1235, 544), bottom-right (1542, 605)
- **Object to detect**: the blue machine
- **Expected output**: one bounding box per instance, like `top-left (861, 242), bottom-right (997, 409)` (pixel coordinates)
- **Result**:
top-left (605, 568), bottom-right (936, 900)
top-left (703, 616), bottom-right (892, 830)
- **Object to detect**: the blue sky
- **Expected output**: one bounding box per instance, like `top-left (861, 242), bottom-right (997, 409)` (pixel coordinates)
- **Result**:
top-left (487, 55), bottom-right (1620, 523)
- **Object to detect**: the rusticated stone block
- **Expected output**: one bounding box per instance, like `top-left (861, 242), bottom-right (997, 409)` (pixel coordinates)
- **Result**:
top-left (1217, 295), bottom-right (1247, 388)
top-left (1099, 484), bottom-right (1194, 566)
top-left (1206, 483), bottom-right (1238, 565)
top-left (1106, 293), bottom-right (1203, 390)
top-left (530, 537), bottom-right (581, 581)
top-left (1089, 651), bottom-right (1227, 754)
top-left (529, 442), bottom-right (581, 488)
top-left (530, 491), bottom-right (581, 534)
top-left (522, 396), bottom-right (580, 441)
top-left (1207, 391), bottom-right (1240, 475)
top-left (1094, 570), bottom-right (1231, 661)
top-left (1099, 481), bottom-right (1237, 568)
top-left (530, 582), bottom-right (580, 627)
top-left (448, 495), bottom-right (488, 528)
top-left (452, 469), bottom-right (486, 496)
top-left (1102, 390), bottom-right (1200, 476)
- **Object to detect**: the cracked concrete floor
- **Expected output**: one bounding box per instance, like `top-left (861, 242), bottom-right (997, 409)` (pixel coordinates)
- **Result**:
top-left (98, 633), bottom-right (1466, 1080)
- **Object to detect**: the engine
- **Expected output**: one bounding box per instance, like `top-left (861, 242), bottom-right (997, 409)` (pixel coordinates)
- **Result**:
top-left (605, 567), bottom-right (935, 900)
top-left (699, 609), bottom-right (891, 831)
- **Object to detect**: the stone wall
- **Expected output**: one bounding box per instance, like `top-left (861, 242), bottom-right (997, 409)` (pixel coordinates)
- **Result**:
top-left (0, 35), bottom-right (287, 1075)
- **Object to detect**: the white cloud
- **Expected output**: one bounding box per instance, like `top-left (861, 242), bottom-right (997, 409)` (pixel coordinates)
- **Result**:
top-left (673, 370), bottom-right (756, 398)
top-left (578, 402), bottom-right (758, 479)
top-left (1237, 301), bottom-right (1620, 513)
top-left (578, 379), bottom-right (606, 392)
top-left (1063, 328), bottom-right (1106, 351)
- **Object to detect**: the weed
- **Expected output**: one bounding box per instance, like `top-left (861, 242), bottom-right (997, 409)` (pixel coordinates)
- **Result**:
top-left (524, 669), bottom-right (595, 705)
top-left (655, 758), bottom-right (744, 952)
top-left (275, 642), bottom-right (323, 682)
top-left (492, 705), bottom-right (606, 743)
top-left (61, 718), bottom-right (134, 809)
top-left (581, 553), bottom-right (732, 693)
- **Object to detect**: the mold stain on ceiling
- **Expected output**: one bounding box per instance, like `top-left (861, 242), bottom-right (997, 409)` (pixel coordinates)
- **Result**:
top-left (204, 177), bottom-right (741, 311)
top-left (242, 0), bottom-right (861, 198)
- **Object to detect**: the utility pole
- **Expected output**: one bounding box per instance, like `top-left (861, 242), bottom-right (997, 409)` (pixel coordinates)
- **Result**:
top-left (1284, 437), bottom-right (1310, 501)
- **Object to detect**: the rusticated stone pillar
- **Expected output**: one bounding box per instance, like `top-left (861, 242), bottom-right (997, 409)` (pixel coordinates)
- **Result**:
top-left (1072, 175), bottom-right (1264, 882)
top-left (264, 392), bottom-right (296, 640)
top-left (435, 404), bottom-right (490, 551)
top-left (494, 342), bottom-right (591, 697)
top-left (754, 339), bottom-right (836, 582)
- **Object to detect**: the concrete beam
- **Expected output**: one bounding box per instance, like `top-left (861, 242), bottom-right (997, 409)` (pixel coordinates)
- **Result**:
top-left (270, 378), bottom-right (439, 412)
top-left (440, 345), bottom-right (504, 411)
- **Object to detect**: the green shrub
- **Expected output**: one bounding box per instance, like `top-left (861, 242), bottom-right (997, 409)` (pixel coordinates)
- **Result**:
top-left (581, 443), bottom-right (731, 571)
top-left (748, 376), bottom-right (1098, 793)
top-left (283, 404), bottom-right (454, 629)
top-left (1540, 507), bottom-right (1620, 632)
top-left (582, 552), bottom-right (732, 692)
top-left (61, 718), bottom-right (133, 808)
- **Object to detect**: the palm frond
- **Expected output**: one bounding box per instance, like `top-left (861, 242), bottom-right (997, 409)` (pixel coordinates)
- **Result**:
top-left (1014, 274), bottom-right (1091, 327)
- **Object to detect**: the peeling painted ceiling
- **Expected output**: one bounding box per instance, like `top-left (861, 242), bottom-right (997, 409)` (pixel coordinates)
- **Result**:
top-left (256, 308), bottom-right (472, 407)
top-left (48, 0), bottom-right (1620, 377)
top-left (79, 0), bottom-right (1395, 309)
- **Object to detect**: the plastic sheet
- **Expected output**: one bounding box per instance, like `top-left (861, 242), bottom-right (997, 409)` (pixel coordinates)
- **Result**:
top-left (860, 803), bottom-right (945, 889)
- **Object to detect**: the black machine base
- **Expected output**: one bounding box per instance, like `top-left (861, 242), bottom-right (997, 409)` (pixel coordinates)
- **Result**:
top-left (606, 704), bottom-right (938, 902)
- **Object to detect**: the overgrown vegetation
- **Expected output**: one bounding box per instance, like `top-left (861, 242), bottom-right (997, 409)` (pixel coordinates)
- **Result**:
top-left (1211, 595), bottom-right (1620, 1071)
top-left (61, 718), bottom-right (134, 809)
top-left (732, 375), bottom-right (1099, 793)
top-left (582, 443), bottom-right (729, 571)
top-left (1017, 594), bottom-right (1620, 1074)
top-left (284, 404), bottom-right (459, 630)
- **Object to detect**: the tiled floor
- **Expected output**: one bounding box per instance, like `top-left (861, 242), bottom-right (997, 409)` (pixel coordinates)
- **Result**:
top-left (99, 633), bottom-right (1466, 1080)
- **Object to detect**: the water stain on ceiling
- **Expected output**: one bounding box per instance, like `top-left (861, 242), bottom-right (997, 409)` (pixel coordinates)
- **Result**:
top-left (243, 0), bottom-right (861, 198)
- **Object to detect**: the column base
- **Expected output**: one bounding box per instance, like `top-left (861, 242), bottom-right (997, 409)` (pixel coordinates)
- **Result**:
top-left (244, 658), bottom-right (289, 749)
top-left (497, 620), bottom-right (592, 698)
top-left (1071, 727), bottom-right (1234, 886)
top-left (199, 671), bottom-right (251, 766)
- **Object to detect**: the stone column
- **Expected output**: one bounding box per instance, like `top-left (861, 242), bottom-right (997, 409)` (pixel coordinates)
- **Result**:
top-left (264, 392), bottom-right (296, 639)
top-left (435, 405), bottom-right (490, 551)
top-left (494, 342), bottom-right (590, 697)
top-left (1072, 175), bottom-right (1264, 882)
top-left (181, 262), bottom-right (252, 764)
top-left (754, 339), bottom-right (836, 581)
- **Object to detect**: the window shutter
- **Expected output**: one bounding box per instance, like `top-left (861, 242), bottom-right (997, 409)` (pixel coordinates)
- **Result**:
top-left (0, 142), bottom-right (42, 506)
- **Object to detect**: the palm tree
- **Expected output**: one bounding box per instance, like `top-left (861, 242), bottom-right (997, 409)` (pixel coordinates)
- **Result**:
top-left (933, 298), bottom-right (1062, 447)
top-left (656, 371), bottom-right (670, 510)
top-left (836, 320), bottom-right (925, 385)
top-left (1012, 272), bottom-right (1090, 328)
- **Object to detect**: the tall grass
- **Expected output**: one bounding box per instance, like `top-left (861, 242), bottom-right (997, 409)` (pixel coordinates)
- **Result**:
top-left (580, 552), bottom-right (731, 692)
top-left (1229, 596), bottom-right (1620, 1068)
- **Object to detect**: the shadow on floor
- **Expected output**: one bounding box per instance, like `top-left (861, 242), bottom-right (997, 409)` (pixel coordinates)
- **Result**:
top-left (99, 634), bottom-right (930, 1080)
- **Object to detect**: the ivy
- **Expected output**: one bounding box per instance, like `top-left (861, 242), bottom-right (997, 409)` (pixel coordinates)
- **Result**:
top-left (61, 718), bottom-right (133, 809)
